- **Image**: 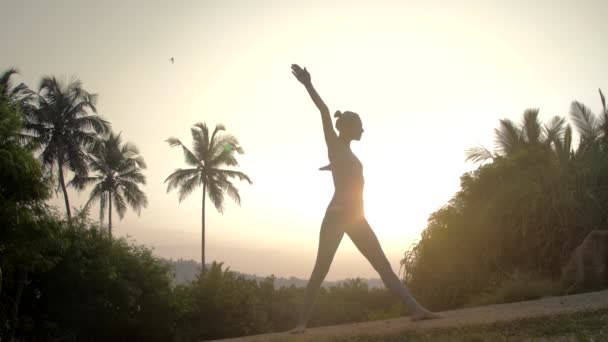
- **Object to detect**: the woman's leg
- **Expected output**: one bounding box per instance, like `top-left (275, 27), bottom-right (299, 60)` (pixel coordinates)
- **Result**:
top-left (293, 213), bottom-right (344, 332)
top-left (347, 219), bottom-right (440, 320)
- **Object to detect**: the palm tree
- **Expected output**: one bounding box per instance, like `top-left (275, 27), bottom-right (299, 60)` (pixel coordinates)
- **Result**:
top-left (71, 132), bottom-right (148, 239)
top-left (165, 123), bottom-right (252, 271)
top-left (22, 76), bottom-right (109, 221)
top-left (466, 109), bottom-right (568, 164)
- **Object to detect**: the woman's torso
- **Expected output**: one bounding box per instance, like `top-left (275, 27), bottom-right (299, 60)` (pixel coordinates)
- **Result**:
top-left (327, 144), bottom-right (365, 215)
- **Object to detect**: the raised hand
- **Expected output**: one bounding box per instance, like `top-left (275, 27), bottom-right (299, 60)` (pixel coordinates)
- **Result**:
top-left (291, 64), bottom-right (311, 85)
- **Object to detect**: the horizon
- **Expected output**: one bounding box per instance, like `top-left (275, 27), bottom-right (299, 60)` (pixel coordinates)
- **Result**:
top-left (2, 0), bottom-right (607, 281)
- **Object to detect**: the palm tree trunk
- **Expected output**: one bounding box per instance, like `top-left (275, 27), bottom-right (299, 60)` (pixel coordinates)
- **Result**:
top-left (57, 158), bottom-right (71, 222)
top-left (108, 190), bottom-right (112, 240)
top-left (10, 271), bottom-right (27, 342)
top-left (202, 182), bottom-right (206, 273)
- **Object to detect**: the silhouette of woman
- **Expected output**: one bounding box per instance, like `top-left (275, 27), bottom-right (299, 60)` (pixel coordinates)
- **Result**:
top-left (290, 64), bottom-right (440, 333)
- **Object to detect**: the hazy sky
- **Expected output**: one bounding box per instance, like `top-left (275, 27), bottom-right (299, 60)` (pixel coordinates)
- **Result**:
top-left (2, 0), bottom-right (607, 280)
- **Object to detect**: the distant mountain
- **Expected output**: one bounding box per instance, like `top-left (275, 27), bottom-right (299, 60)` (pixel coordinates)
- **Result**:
top-left (161, 258), bottom-right (385, 289)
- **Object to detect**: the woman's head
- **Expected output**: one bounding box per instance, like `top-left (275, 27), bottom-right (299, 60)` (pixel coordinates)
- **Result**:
top-left (334, 110), bottom-right (364, 141)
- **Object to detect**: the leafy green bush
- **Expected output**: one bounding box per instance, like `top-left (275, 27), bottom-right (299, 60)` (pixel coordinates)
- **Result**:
top-left (403, 98), bottom-right (608, 310)
top-left (172, 262), bottom-right (272, 341)
top-left (10, 216), bottom-right (176, 342)
top-left (466, 270), bottom-right (561, 307)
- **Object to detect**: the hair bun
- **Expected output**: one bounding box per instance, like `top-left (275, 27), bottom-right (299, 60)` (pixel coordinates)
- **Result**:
top-left (334, 110), bottom-right (342, 118)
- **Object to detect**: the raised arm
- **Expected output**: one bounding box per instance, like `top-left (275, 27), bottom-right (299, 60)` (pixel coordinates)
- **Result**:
top-left (291, 64), bottom-right (338, 146)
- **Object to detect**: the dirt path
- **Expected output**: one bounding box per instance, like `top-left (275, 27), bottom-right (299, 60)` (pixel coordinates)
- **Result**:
top-left (209, 289), bottom-right (608, 341)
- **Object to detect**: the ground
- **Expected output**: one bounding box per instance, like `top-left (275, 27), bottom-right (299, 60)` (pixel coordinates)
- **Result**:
top-left (209, 289), bottom-right (608, 342)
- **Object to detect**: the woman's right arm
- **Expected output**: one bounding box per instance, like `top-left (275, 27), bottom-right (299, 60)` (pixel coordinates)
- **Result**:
top-left (291, 64), bottom-right (338, 147)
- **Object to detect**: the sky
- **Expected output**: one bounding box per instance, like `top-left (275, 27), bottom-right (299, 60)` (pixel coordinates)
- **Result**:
top-left (2, 0), bottom-right (607, 281)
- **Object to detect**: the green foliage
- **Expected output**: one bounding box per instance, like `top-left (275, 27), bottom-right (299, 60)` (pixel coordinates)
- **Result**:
top-left (466, 270), bottom-right (561, 307)
top-left (173, 262), bottom-right (272, 341)
top-left (313, 279), bottom-right (401, 326)
top-left (404, 92), bottom-right (608, 310)
top-left (0, 90), bottom-right (47, 202)
top-left (171, 263), bottom-right (402, 341)
top-left (3, 214), bottom-right (176, 342)
top-left (1, 90), bottom-right (173, 340)
top-left (30, 220), bottom-right (174, 341)
top-left (0, 91), bottom-right (61, 340)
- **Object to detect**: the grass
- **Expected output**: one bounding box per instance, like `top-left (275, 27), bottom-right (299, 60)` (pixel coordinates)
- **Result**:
top-left (465, 271), bottom-right (563, 308)
top-left (325, 309), bottom-right (608, 342)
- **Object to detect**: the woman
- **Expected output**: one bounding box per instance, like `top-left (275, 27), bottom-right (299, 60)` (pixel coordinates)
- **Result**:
top-left (290, 64), bottom-right (440, 333)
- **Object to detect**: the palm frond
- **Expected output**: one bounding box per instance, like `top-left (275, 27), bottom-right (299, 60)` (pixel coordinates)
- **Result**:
top-left (87, 155), bottom-right (106, 174)
top-left (115, 139), bottom-right (146, 170)
top-left (119, 181), bottom-right (148, 215)
top-left (206, 179), bottom-right (225, 214)
top-left (72, 115), bottom-right (110, 134)
top-left (564, 125), bottom-right (572, 153)
top-left (112, 190), bottom-right (128, 219)
top-left (191, 122), bottom-right (211, 161)
top-left (177, 173), bottom-right (201, 202)
top-left (544, 116), bottom-right (566, 145)
top-left (207, 124), bottom-right (227, 160)
top-left (570, 100), bottom-right (598, 140)
top-left (218, 178), bottom-right (241, 205)
top-left (555, 124), bottom-right (573, 164)
top-left (69, 175), bottom-right (102, 190)
top-left (164, 168), bottom-right (200, 193)
top-left (210, 134), bottom-right (240, 160)
top-left (165, 137), bottom-right (182, 148)
top-left (0, 68), bottom-right (19, 90)
top-left (522, 108), bottom-right (542, 144)
top-left (64, 141), bottom-right (89, 177)
top-left (1, 68), bottom-right (35, 107)
top-left (71, 130), bottom-right (100, 150)
top-left (84, 183), bottom-right (106, 209)
top-left (465, 146), bottom-right (494, 164)
top-left (166, 137), bottom-right (201, 167)
top-left (211, 168), bottom-right (253, 184)
top-left (120, 169), bottom-right (146, 185)
top-left (494, 119), bottom-right (522, 156)
top-left (209, 148), bottom-right (239, 168)
top-left (85, 93), bottom-right (99, 113)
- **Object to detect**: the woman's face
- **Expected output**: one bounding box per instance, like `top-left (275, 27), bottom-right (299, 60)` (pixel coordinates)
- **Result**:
top-left (354, 123), bottom-right (364, 141)
top-left (348, 118), bottom-right (364, 141)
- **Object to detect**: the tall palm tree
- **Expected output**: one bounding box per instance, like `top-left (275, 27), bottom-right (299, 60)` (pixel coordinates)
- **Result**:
top-left (165, 123), bottom-right (252, 271)
top-left (22, 76), bottom-right (109, 221)
top-left (466, 109), bottom-right (568, 164)
top-left (71, 132), bottom-right (148, 239)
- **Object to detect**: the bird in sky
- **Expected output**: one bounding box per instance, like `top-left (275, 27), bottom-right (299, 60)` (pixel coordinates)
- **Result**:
top-left (169, 57), bottom-right (174, 64)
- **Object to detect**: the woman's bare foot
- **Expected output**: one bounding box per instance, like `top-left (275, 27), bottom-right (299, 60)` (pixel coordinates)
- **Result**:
top-left (410, 307), bottom-right (442, 321)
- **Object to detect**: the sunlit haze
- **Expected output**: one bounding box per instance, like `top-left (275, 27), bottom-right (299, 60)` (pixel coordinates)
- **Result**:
top-left (2, 0), bottom-right (606, 280)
